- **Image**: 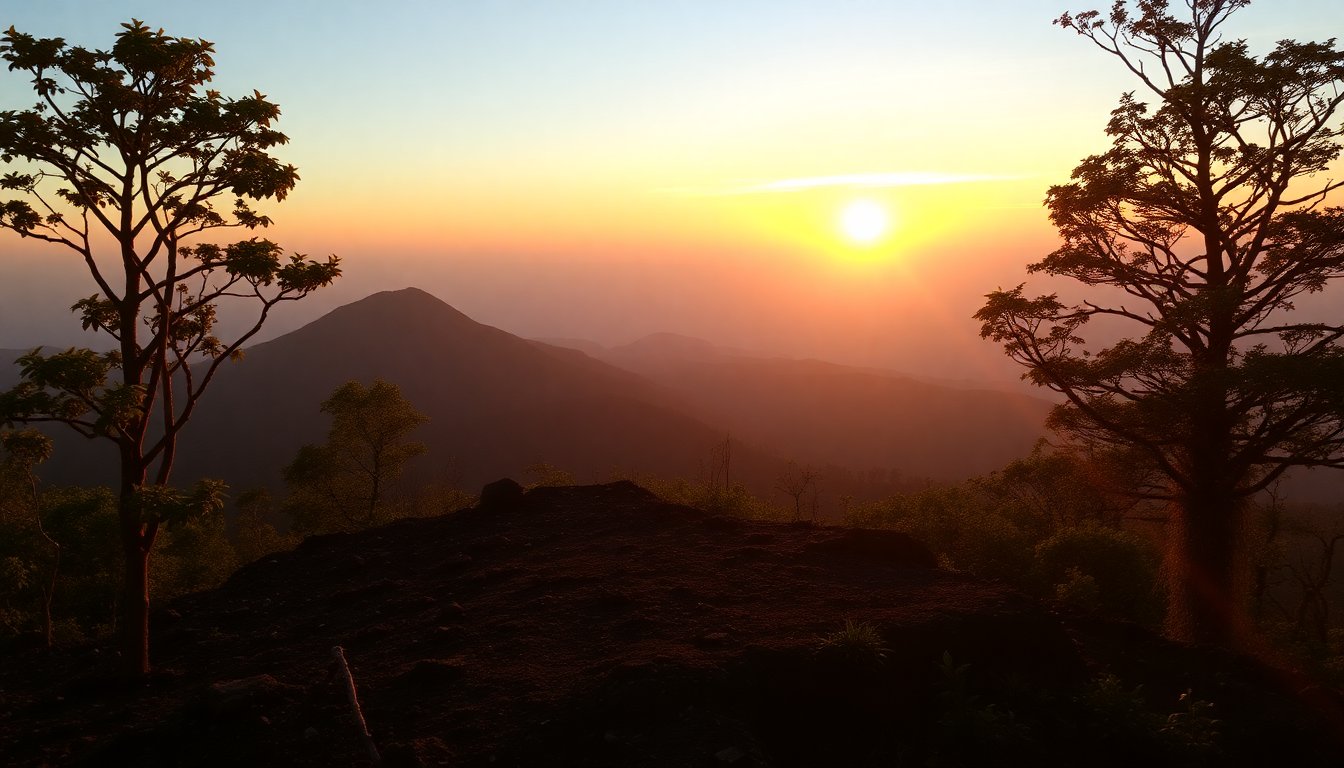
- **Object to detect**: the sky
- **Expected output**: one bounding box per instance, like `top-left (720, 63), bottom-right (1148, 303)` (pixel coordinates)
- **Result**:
top-left (2, 0), bottom-right (1343, 386)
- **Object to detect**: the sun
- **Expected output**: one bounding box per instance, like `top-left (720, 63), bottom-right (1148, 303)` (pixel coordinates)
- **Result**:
top-left (838, 199), bottom-right (890, 245)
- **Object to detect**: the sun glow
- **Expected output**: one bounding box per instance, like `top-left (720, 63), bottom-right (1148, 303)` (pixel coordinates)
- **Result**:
top-left (838, 199), bottom-right (890, 245)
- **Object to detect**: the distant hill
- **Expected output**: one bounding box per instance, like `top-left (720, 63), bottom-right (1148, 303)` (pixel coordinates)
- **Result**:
top-left (168, 288), bottom-right (792, 494)
top-left (529, 337), bottom-right (609, 358)
top-left (6, 289), bottom-right (1051, 501)
top-left (560, 332), bottom-right (1054, 482)
top-left (10, 289), bottom-right (786, 494)
top-left (608, 332), bottom-right (742, 367)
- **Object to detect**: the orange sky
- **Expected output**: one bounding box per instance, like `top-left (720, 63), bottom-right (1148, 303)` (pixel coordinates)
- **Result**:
top-left (3, 1), bottom-right (1343, 386)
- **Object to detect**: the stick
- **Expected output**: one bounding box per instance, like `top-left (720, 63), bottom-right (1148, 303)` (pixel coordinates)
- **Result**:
top-left (332, 645), bottom-right (381, 765)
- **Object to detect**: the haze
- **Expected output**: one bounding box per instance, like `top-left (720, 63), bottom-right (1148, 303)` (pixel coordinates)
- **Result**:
top-left (2, 0), bottom-right (1342, 386)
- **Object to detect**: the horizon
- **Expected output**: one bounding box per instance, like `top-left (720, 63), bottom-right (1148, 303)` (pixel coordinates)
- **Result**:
top-left (2, 1), bottom-right (1343, 387)
top-left (2, 285), bottom-right (1048, 397)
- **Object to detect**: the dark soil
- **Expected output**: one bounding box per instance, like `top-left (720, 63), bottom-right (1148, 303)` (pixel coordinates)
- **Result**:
top-left (2, 481), bottom-right (1342, 766)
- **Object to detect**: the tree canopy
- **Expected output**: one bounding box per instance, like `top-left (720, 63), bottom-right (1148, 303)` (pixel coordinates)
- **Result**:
top-left (976, 0), bottom-right (1344, 645)
top-left (285, 379), bottom-right (429, 535)
top-left (0, 20), bottom-right (339, 674)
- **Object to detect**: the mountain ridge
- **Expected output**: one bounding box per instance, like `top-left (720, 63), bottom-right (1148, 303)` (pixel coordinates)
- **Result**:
top-left (7, 287), bottom-right (1050, 503)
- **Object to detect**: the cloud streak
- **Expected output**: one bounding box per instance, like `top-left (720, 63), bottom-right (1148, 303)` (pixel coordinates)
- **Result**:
top-left (658, 172), bottom-right (1024, 197)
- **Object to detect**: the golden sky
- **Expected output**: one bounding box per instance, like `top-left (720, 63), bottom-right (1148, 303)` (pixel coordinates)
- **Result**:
top-left (3, 1), bottom-right (1343, 384)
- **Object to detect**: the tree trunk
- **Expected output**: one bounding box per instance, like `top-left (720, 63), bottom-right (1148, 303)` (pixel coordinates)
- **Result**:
top-left (1165, 487), bottom-right (1246, 647)
top-left (1166, 343), bottom-right (1245, 647)
top-left (120, 532), bottom-right (151, 676)
top-left (118, 443), bottom-right (152, 677)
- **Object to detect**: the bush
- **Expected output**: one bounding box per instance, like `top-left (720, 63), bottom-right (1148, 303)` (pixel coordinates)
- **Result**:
top-left (851, 486), bottom-right (1034, 582)
top-left (1035, 525), bottom-right (1160, 623)
top-left (1054, 567), bottom-right (1102, 611)
top-left (816, 619), bottom-right (889, 669)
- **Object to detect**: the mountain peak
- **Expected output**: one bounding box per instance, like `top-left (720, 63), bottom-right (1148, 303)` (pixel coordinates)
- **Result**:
top-left (362, 286), bottom-right (440, 303)
top-left (302, 287), bottom-right (480, 336)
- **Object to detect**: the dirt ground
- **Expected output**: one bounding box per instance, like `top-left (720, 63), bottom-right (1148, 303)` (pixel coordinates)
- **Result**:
top-left (2, 481), bottom-right (1342, 766)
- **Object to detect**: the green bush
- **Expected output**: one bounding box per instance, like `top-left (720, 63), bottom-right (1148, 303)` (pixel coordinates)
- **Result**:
top-left (851, 486), bottom-right (1034, 582)
top-left (816, 619), bottom-right (889, 669)
top-left (1054, 567), bottom-right (1102, 611)
top-left (1035, 525), bottom-right (1160, 623)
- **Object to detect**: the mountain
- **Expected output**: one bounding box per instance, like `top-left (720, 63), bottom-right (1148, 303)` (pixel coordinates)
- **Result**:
top-left (530, 336), bottom-right (609, 359)
top-left (578, 333), bottom-right (1054, 482)
top-left (3, 483), bottom-right (1339, 766)
top-left (7, 289), bottom-right (1050, 501)
top-left (10, 290), bottom-right (781, 492)
top-left (166, 288), bottom-right (784, 494)
top-left (608, 332), bottom-right (744, 367)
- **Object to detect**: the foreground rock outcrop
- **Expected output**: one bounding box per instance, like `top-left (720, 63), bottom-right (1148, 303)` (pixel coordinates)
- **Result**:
top-left (2, 482), bottom-right (1341, 766)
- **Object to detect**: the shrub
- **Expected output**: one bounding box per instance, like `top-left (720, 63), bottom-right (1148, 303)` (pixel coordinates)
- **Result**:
top-left (816, 619), bottom-right (889, 669)
top-left (853, 486), bottom-right (1035, 582)
top-left (1035, 525), bottom-right (1160, 623)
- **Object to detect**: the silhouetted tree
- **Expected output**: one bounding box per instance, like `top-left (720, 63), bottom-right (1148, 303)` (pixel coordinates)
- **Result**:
top-left (0, 21), bottom-right (340, 674)
top-left (228, 489), bottom-right (297, 564)
top-left (1254, 505), bottom-right (1344, 648)
top-left (976, 1), bottom-right (1344, 645)
top-left (285, 380), bottom-right (427, 534)
top-left (989, 440), bottom-right (1160, 533)
top-left (776, 460), bottom-right (819, 522)
top-left (0, 430), bottom-right (57, 647)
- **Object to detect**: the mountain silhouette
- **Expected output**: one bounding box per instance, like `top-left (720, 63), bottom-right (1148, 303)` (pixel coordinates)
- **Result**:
top-left (8, 289), bottom-right (1052, 502)
top-left (557, 333), bottom-right (1054, 482)
top-left (169, 287), bottom-right (777, 494)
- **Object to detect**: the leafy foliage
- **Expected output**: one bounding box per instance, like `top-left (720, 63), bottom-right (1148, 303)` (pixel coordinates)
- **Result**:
top-left (847, 443), bottom-right (1165, 623)
top-left (228, 489), bottom-right (298, 565)
top-left (285, 380), bottom-right (429, 534)
top-left (0, 481), bottom-right (121, 645)
top-left (976, 1), bottom-right (1344, 645)
top-left (815, 619), bottom-right (889, 670)
top-left (0, 20), bottom-right (340, 672)
top-left (930, 652), bottom-right (1031, 763)
top-left (1035, 525), bottom-right (1162, 622)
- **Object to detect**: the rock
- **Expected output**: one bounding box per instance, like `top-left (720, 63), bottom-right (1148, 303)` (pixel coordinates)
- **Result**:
top-left (478, 478), bottom-right (524, 509)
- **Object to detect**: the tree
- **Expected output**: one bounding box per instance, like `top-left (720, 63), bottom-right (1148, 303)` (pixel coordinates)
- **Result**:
top-left (284, 380), bottom-right (428, 534)
top-left (987, 440), bottom-right (1160, 533)
top-left (0, 21), bottom-right (340, 674)
top-left (775, 459), bottom-right (819, 522)
top-left (0, 430), bottom-right (57, 647)
top-left (976, 0), bottom-right (1344, 646)
top-left (228, 488), bottom-right (297, 565)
